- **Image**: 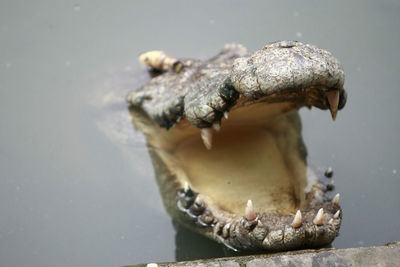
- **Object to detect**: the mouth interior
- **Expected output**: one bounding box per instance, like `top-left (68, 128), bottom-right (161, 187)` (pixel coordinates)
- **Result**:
top-left (166, 102), bottom-right (311, 216)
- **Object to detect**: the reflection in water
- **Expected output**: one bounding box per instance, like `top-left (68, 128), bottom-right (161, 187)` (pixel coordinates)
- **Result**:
top-left (173, 220), bottom-right (267, 260)
top-left (173, 221), bottom-right (234, 261)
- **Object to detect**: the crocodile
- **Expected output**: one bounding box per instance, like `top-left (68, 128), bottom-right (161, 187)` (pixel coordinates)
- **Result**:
top-left (126, 41), bottom-right (346, 251)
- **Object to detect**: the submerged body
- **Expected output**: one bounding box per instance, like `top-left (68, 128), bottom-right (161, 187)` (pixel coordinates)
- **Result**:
top-left (126, 41), bottom-right (346, 251)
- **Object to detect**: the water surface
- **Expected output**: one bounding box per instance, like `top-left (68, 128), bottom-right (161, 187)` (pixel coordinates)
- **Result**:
top-left (0, 1), bottom-right (399, 266)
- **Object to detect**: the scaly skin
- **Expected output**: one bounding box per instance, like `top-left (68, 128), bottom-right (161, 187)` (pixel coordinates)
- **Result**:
top-left (126, 41), bottom-right (346, 251)
top-left (127, 41), bottom-right (346, 128)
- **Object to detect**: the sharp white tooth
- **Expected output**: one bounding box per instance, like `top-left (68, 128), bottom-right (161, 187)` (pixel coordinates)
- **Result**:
top-left (326, 90), bottom-right (340, 121)
top-left (245, 200), bottom-right (257, 221)
top-left (200, 128), bottom-right (213, 150)
top-left (224, 111), bottom-right (229, 119)
top-left (313, 208), bottom-right (324, 226)
top-left (334, 210), bottom-right (341, 219)
top-left (146, 264), bottom-right (159, 267)
top-left (183, 182), bottom-right (190, 193)
top-left (212, 122), bottom-right (221, 132)
top-left (332, 193), bottom-right (340, 206)
top-left (328, 218), bottom-right (334, 224)
top-left (291, 210), bottom-right (302, 228)
top-left (195, 196), bottom-right (202, 206)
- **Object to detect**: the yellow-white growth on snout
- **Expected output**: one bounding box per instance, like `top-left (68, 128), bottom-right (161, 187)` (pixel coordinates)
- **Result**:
top-left (139, 50), bottom-right (178, 71)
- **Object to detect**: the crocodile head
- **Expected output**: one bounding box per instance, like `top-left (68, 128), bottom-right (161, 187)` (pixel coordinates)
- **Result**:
top-left (126, 41), bottom-right (346, 251)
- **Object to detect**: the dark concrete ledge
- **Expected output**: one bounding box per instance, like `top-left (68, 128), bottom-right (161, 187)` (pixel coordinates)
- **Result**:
top-left (132, 242), bottom-right (400, 267)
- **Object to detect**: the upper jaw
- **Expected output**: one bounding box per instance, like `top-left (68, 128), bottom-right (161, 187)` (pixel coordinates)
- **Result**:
top-left (229, 40), bottom-right (345, 99)
top-left (227, 40), bottom-right (346, 122)
top-left (126, 41), bottom-right (346, 130)
top-left (185, 40), bottom-right (346, 129)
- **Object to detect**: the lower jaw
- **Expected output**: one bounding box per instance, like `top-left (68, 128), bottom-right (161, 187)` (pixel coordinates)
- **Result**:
top-left (131, 102), bottom-right (342, 251)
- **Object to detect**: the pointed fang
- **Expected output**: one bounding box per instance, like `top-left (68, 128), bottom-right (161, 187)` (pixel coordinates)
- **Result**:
top-left (334, 210), bottom-right (341, 219)
top-left (292, 210), bottom-right (302, 228)
top-left (313, 208), bottom-right (324, 226)
top-left (224, 111), bottom-right (229, 119)
top-left (183, 182), bottom-right (189, 193)
top-left (326, 90), bottom-right (340, 120)
top-left (332, 193), bottom-right (340, 206)
top-left (245, 200), bottom-right (257, 221)
top-left (212, 122), bottom-right (221, 132)
top-left (195, 196), bottom-right (202, 206)
top-left (200, 128), bottom-right (213, 150)
top-left (328, 219), bottom-right (334, 224)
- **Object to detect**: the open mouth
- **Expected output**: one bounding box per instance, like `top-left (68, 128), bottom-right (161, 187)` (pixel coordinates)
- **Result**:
top-left (126, 41), bottom-right (346, 251)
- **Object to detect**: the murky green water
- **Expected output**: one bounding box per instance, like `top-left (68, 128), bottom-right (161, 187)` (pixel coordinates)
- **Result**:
top-left (1, 1), bottom-right (399, 266)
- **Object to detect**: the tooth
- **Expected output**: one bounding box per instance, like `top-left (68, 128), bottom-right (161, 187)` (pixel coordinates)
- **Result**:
top-left (245, 200), bottom-right (257, 221)
top-left (326, 90), bottom-right (340, 120)
top-left (325, 167), bottom-right (333, 178)
top-left (200, 128), bottom-right (213, 150)
top-left (332, 193), bottom-right (340, 206)
top-left (313, 208), bottom-right (324, 226)
top-left (195, 196), bottom-right (202, 206)
top-left (183, 182), bottom-right (190, 193)
top-left (334, 210), bottom-right (341, 219)
top-left (146, 264), bottom-right (158, 267)
top-left (291, 210), bottom-right (302, 228)
top-left (212, 122), bottom-right (221, 132)
top-left (328, 219), bottom-right (334, 224)
top-left (224, 111), bottom-right (229, 119)
top-left (222, 223), bottom-right (230, 238)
